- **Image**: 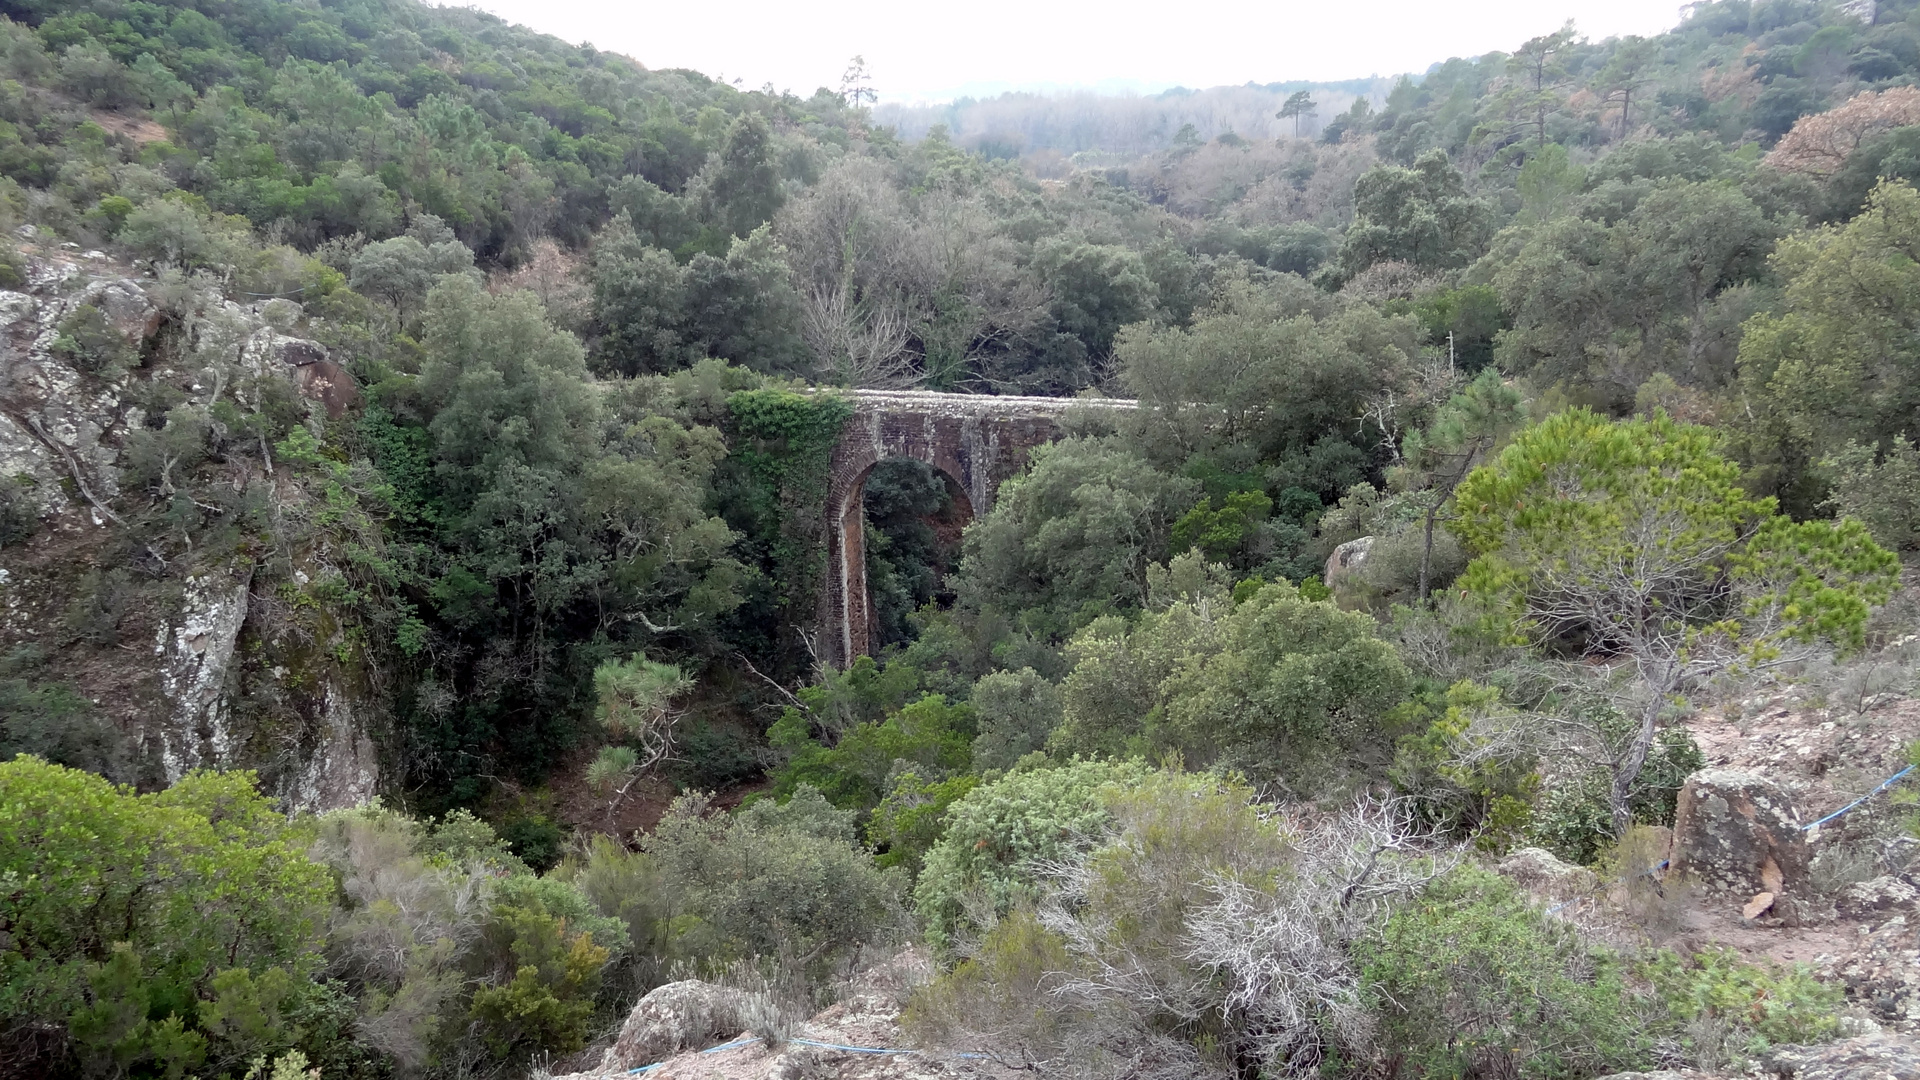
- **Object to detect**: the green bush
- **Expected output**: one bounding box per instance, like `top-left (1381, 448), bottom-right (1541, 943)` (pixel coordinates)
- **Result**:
top-left (767, 692), bottom-right (973, 818)
top-left (467, 876), bottom-right (623, 1059)
top-left (1387, 680), bottom-right (1539, 849)
top-left (644, 786), bottom-right (902, 969)
top-left (913, 758), bottom-right (1145, 953)
top-left (0, 474), bottom-right (40, 548)
top-left (1823, 436), bottom-right (1920, 553)
top-left (1528, 725), bottom-right (1704, 865)
top-left (868, 769), bottom-right (978, 876)
top-left (1054, 577), bottom-right (1411, 784)
top-left (498, 814), bottom-right (566, 873)
top-left (1358, 866), bottom-right (1656, 1080)
top-left (1644, 947), bottom-right (1842, 1055)
top-left (967, 667), bottom-right (1062, 773)
top-left (0, 759), bottom-right (331, 1075)
top-left (49, 303), bottom-right (138, 375)
top-left (0, 646), bottom-right (124, 777)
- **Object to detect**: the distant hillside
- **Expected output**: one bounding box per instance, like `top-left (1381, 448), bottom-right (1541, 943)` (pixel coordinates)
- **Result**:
top-left (874, 78), bottom-right (1395, 158)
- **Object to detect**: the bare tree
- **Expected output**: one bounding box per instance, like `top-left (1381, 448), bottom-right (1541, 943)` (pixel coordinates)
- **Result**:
top-left (799, 279), bottom-right (920, 388)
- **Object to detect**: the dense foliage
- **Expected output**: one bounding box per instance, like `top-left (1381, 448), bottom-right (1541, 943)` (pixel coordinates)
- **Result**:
top-left (4, 0), bottom-right (1919, 1075)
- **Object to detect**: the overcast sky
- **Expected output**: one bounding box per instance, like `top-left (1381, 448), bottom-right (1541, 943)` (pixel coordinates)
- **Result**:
top-left (460, 0), bottom-right (1691, 103)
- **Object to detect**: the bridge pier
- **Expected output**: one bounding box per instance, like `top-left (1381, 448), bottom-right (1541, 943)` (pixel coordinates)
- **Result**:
top-left (816, 391), bottom-right (1132, 668)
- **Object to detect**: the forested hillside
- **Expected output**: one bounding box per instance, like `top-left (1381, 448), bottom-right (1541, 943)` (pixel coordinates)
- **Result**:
top-left (5, 0), bottom-right (1920, 1076)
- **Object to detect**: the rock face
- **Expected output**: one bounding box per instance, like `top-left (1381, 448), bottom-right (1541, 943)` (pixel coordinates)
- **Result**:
top-left (1669, 768), bottom-right (1810, 906)
top-left (1839, 877), bottom-right (1920, 922)
top-left (553, 953), bottom-right (969, 1080)
top-left (0, 248), bottom-right (382, 807)
top-left (1324, 536), bottom-right (1375, 589)
top-left (597, 981), bottom-right (753, 1074)
top-left (241, 326), bottom-right (359, 419)
top-left (152, 570), bottom-right (254, 782)
top-left (1764, 1033), bottom-right (1920, 1080)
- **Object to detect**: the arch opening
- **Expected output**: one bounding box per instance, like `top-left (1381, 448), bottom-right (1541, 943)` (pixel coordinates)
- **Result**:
top-left (859, 459), bottom-right (972, 650)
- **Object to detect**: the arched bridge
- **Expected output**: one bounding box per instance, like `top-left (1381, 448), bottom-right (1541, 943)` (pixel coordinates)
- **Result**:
top-left (819, 390), bottom-right (1135, 667)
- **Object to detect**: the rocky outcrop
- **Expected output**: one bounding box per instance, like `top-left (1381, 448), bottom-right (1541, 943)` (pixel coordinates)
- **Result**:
top-left (0, 265), bottom-right (151, 517)
top-left (554, 953), bottom-right (957, 1080)
top-left (152, 569), bottom-right (253, 781)
top-left (1498, 846), bottom-right (1600, 902)
top-left (1324, 536), bottom-right (1374, 589)
top-left (0, 248), bottom-right (383, 807)
top-left (1669, 768), bottom-right (1810, 907)
top-left (1764, 1032), bottom-right (1920, 1080)
top-left (240, 326), bottom-right (359, 420)
top-left (589, 980), bottom-right (754, 1075)
top-left (1839, 877), bottom-right (1920, 922)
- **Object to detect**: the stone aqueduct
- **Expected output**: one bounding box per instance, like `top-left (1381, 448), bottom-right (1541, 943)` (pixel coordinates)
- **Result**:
top-left (816, 390), bottom-right (1135, 667)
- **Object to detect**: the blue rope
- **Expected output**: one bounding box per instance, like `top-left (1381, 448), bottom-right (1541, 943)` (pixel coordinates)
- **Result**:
top-left (626, 1036), bottom-right (763, 1073)
top-left (789, 1039), bottom-right (912, 1054)
top-left (1803, 764), bottom-right (1914, 831)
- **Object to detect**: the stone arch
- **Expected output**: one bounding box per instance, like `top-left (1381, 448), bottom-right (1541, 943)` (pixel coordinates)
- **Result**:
top-left (816, 391), bottom-right (1134, 667)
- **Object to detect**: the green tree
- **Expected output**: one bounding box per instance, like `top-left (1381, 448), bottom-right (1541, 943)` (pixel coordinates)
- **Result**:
top-left (585, 654), bottom-right (695, 824)
top-left (643, 787), bottom-right (901, 966)
top-left (1277, 90), bottom-right (1317, 138)
top-left (1117, 278), bottom-right (1418, 500)
top-left (1336, 149), bottom-right (1493, 279)
top-left (1032, 238), bottom-right (1159, 361)
top-left (1495, 179), bottom-right (1775, 397)
top-left (1822, 436), bottom-right (1920, 553)
top-left (1739, 180), bottom-right (1920, 473)
top-left (967, 667), bottom-right (1063, 772)
top-left (913, 759), bottom-right (1147, 953)
top-left (1477, 24), bottom-right (1579, 154)
top-left (1598, 36), bottom-right (1657, 139)
top-left (953, 437), bottom-right (1201, 641)
top-left (1453, 409), bottom-right (1899, 832)
top-left (1054, 578), bottom-right (1411, 783)
top-left (1393, 369), bottom-right (1526, 598)
top-left (695, 113), bottom-right (783, 243)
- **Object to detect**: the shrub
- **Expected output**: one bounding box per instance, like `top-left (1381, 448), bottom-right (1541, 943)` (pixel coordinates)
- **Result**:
top-left (868, 769), bottom-right (978, 876)
top-left (0, 760), bottom-right (330, 1073)
top-left (0, 474), bottom-right (39, 547)
top-left (0, 646), bottom-right (124, 777)
top-left (645, 786), bottom-right (903, 969)
top-left (467, 876), bottom-right (623, 1059)
top-left (1527, 724), bottom-right (1704, 866)
top-left (1387, 680), bottom-right (1539, 849)
top-left (498, 814), bottom-right (566, 873)
top-left (968, 667), bottom-right (1062, 772)
top-left (767, 693), bottom-right (973, 817)
top-left (911, 772), bottom-right (1442, 1079)
top-left (1644, 948), bottom-right (1842, 1062)
top-left (913, 758), bottom-right (1146, 954)
top-left (1357, 866), bottom-right (1656, 1080)
top-left (1054, 578), bottom-right (1412, 786)
top-left (49, 303), bottom-right (138, 375)
top-left (554, 836), bottom-right (679, 994)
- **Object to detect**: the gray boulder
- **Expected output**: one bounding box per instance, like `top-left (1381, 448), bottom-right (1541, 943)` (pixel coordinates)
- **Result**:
top-left (1669, 768), bottom-right (1809, 905)
top-left (595, 980), bottom-right (752, 1074)
top-left (1764, 1033), bottom-right (1920, 1080)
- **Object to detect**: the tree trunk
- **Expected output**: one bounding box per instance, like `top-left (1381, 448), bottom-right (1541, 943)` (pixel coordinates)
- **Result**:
top-left (1418, 498), bottom-right (1442, 600)
top-left (1607, 697), bottom-right (1663, 836)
